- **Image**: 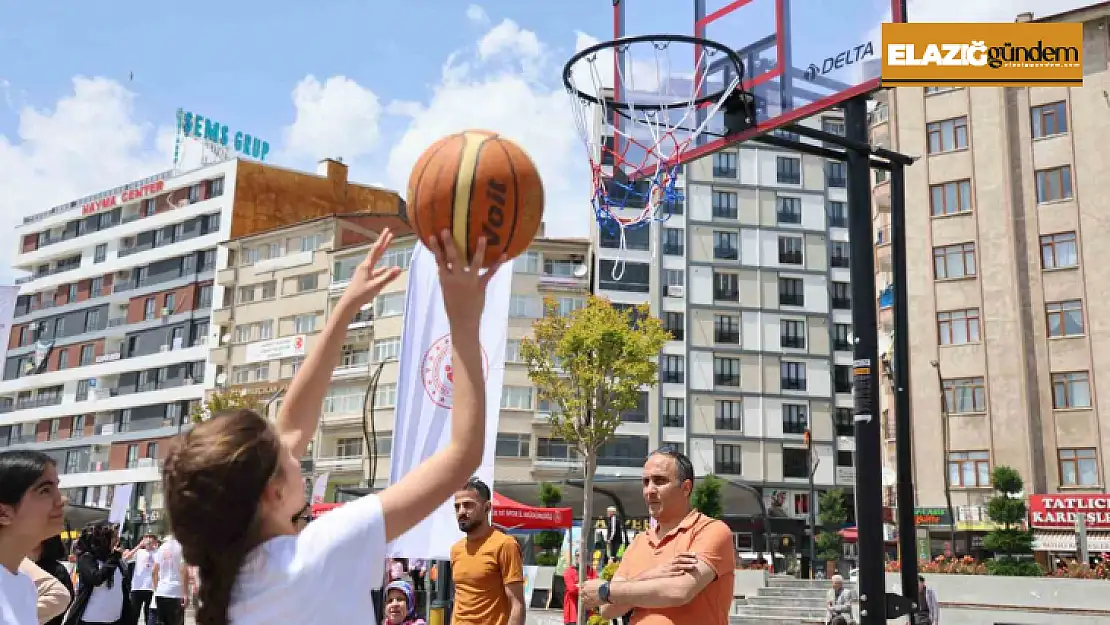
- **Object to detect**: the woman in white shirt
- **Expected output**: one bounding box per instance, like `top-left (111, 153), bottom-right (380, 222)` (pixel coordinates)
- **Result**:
top-left (0, 450), bottom-right (66, 625)
top-left (162, 231), bottom-right (504, 625)
top-left (62, 522), bottom-right (130, 625)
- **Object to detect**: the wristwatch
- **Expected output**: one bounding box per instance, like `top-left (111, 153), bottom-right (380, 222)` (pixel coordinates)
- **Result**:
top-left (598, 581), bottom-right (611, 604)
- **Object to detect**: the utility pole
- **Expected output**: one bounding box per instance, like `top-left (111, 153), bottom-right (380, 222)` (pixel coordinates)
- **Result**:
top-left (805, 428), bottom-right (817, 576)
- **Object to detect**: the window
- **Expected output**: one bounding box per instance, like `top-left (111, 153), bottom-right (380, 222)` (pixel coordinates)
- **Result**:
top-left (336, 437), bottom-right (363, 458)
top-left (713, 231), bottom-right (738, 259)
top-left (781, 320), bottom-right (805, 349)
top-left (783, 448), bottom-right (810, 479)
top-left (714, 315), bottom-right (739, 343)
top-left (831, 282), bottom-right (851, 309)
top-left (126, 444), bottom-right (140, 469)
top-left (79, 345), bottom-right (94, 365)
top-left (292, 314), bottom-right (317, 334)
top-left (552, 296), bottom-right (585, 317)
top-left (495, 434), bottom-right (531, 458)
top-left (933, 243), bottom-right (977, 279)
top-left (536, 437), bottom-right (577, 461)
top-left (663, 269), bottom-right (684, 290)
top-left (663, 312), bottom-right (684, 341)
top-left (505, 339), bottom-right (522, 363)
top-left (300, 233), bottom-right (325, 252)
top-left (715, 445), bottom-right (742, 475)
top-left (232, 363), bottom-right (270, 384)
top-left (373, 337), bottom-right (401, 361)
top-left (661, 355), bottom-right (685, 383)
top-left (234, 324), bottom-right (252, 343)
top-left (830, 241), bottom-right (850, 268)
top-left (1036, 166), bottom-right (1073, 203)
top-left (146, 442), bottom-right (158, 458)
top-left (778, 236), bottom-right (803, 265)
top-left (72, 415), bottom-right (85, 438)
top-left (373, 383), bottom-right (397, 408)
top-left (776, 157), bottom-right (801, 184)
top-left (942, 377), bottom-right (987, 413)
top-left (826, 162), bottom-right (847, 187)
top-left (1041, 232), bottom-right (1078, 269)
top-left (598, 260), bottom-right (650, 293)
top-left (783, 404), bottom-right (807, 434)
top-left (1046, 300), bottom-right (1084, 337)
top-left (833, 324), bottom-right (851, 351)
top-left (501, 386), bottom-right (534, 410)
top-left (333, 256), bottom-right (361, 282)
top-left (57, 350), bottom-right (69, 370)
top-left (716, 400), bottom-right (742, 430)
top-left (1059, 448), bottom-right (1098, 487)
top-left (930, 180), bottom-right (973, 216)
top-left (663, 228), bottom-right (684, 256)
top-left (237, 286), bottom-right (255, 304)
top-left (835, 408), bottom-right (854, 436)
top-left (781, 361), bottom-right (806, 390)
top-left (84, 309), bottom-right (100, 332)
top-left (378, 246), bottom-right (414, 270)
top-left (141, 297), bottom-right (155, 320)
top-left (777, 197), bottom-right (802, 224)
top-left (375, 293), bottom-right (405, 317)
top-left (949, 451), bottom-right (991, 487)
top-left (296, 273), bottom-right (319, 293)
top-left (1031, 101), bottom-right (1067, 138)
top-left (713, 152), bottom-right (737, 177)
top-left (209, 177), bottom-right (225, 197)
top-left (712, 191), bottom-right (738, 219)
top-left (662, 398), bottom-right (685, 427)
top-left (926, 116), bottom-right (969, 153)
top-left (835, 365), bottom-right (852, 393)
top-left (599, 225), bottom-right (649, 251)
top-left (713, 272), bottom-right (739, 302)
top-left (779, 277), bottom-right (804, 307)
top-left (94, 244), bottom-right (107, 263)
top-left (827, 201), bottom-right (847, 228)
top-left (508, 295), bottom-right (541, 318)
top-left (937, 308), bottom-right (981, 345)
top-left (257, 320), bottom-right (274, 341)
top-left (1052, 372), bottom-right (1091, 409)
top-left (76, 380), bottom-right (90, 402)
top-left (714, 357), bottom-right (740, 386)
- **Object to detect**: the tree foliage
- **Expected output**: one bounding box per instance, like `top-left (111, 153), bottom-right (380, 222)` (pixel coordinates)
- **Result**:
top-left (535, 482), bottom-right (566, 555)
top-left (816, 489), bottom-right (849, 562)
top-left (189, 388), bottom-right (266, 423)
top-left (692, 474), bottom-right (725, 519)
top-left (983, 466), bottom-right (1041, 576)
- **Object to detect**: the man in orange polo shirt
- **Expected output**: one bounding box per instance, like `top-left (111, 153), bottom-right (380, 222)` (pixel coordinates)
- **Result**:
top-left (581, 448), bottom-right (735, 625)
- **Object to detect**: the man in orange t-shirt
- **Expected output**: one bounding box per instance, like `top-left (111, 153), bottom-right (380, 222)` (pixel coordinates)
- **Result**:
top-left (449, 477), bottom-right (526, 625)
top-left (581, 449), bottom-right (736, 625)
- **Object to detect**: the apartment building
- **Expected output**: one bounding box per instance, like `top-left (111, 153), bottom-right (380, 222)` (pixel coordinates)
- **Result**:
top-left (591, 110), bottom-right (859, 538)
top-left (0, 156), bottom-right (403, 529)
top-left (310, 228), bottom-right (592, 500)
top-left (870, 3), bottom-right (1110, 554)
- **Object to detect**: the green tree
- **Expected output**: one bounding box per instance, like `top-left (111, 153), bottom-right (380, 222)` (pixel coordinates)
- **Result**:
top-left (692, 474), bottom-right (725, 519)
top-left (521, 296), bottom-right (670, 625)
top-left (983, 466), bottom-right (1041, 576)
top-left (189, 388), bottom-right (266, 423)
top-left (535, 482), bottom-right (565, 566)
top-left (815, 489), bottom-right (849, 563)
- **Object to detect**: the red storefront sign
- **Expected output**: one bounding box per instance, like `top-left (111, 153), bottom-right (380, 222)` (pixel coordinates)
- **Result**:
top-left (81, 180), bottom-right (166, 215)
top-left (1028, 494), bottom-right (1110, 529)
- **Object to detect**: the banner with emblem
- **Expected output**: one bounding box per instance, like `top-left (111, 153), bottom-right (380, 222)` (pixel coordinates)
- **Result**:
top-left (387, 244), bottom-right (513, 561)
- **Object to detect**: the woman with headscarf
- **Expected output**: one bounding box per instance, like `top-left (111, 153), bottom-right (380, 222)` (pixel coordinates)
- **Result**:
top-left (62, 522), bottom-right (132, 625)
top-left (382, 580), bottom-right (425, 625)
top-left (21, 535), bottom-right (74, 625)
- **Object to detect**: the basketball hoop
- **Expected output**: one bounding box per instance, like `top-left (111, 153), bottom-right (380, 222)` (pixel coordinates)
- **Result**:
top-left (563, 34), bottom-right (751, 278)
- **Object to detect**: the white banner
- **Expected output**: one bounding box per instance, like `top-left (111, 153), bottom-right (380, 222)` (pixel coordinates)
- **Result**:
top-left (310, 472), bottom-right (330, 504)
top-left (388, 244), bottom-right (513, 560)
top-left (0, 286), bottom-right (18, 361)
top-left (109, 484), bottom-right (133, 525)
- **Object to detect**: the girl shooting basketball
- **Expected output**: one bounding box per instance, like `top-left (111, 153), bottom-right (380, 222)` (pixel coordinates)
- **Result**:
top-left (162, 229), bottom-right (506, 625)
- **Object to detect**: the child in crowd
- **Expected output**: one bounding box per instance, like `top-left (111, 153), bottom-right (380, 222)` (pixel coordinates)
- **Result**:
top-left (382, 580), bottom-right (425, 625)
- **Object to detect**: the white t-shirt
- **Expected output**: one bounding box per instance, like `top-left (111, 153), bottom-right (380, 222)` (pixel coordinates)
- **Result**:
top-left (132, 548), bottom-right (156, 592)
top-left (0, 567), bottom-right (37, 625)
top-left (154, 538), bottom-right (186, 598)
top-left (228, 494), bottom-right (386, 625)
top-left (82, 568), bottom-right (124, 623)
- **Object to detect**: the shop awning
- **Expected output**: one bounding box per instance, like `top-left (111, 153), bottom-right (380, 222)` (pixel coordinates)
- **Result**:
top-left (1033, 530), bottom-right (1110, 552)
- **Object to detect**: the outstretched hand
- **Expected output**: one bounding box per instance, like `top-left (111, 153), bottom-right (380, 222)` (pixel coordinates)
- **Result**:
top-left (338, 228), bottom-right (403, 310)
top-left (427, 230), bottom-right (507, 332)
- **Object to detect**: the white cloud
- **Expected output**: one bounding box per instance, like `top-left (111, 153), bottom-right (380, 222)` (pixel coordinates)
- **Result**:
top-left (281, 75), bottom-right (383, 163)
top-left (867, 0), bottom-right (1090, 49)
top-left (466, 4), bottom-right (489, 26)
top-left (0, 77), bottom-right (173, 283)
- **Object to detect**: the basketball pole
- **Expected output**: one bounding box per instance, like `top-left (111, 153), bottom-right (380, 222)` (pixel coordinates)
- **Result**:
top-left (844, 96), bottom-right (886, 625)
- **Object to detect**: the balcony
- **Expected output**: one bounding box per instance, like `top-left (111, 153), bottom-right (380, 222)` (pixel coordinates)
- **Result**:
top-left (714, 247), bottom-right (739, 261)
top-left (715, 330), bottom-right (740, 344)
top-left (0, 381), bottom-right (204, 426)
top-left (333, 360), bottom-right (372, 380)
top-left (537, 274), bottom-right (589, 292)
top-left (314, 455), bottom-right (364, 472)
top-left (533, 456), bottom-right (583, 473)
top-left (0, 395), bottom-right (64, 413)
top-left (58, 463), bottom-right (163, 489)
top-left (15, 263), bottom-right (82, 285)
top-left (875, 228), bottom-right (892, 273)
top-left (873, 179), bottom-right (891, 212)
top-left (0, 343), bottom-right (209, 396)
top-left (348, 309), bottom-right (374, 330)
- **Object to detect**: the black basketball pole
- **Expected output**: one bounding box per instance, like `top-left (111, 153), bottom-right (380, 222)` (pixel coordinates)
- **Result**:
top-left (844, 96), bottom-right (887, 625)
top-left (891, 161), bottom-right (921, 615)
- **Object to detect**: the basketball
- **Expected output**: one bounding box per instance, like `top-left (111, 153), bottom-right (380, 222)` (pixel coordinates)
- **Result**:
top-left (406, 130), bottom-right (544, 268)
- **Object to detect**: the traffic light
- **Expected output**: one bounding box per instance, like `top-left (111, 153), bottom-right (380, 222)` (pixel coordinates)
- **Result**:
top-left (778, 534), bottom-right (796, 552)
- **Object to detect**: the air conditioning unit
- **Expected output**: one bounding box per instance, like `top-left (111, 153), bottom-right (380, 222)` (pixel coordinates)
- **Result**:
top-left (666, 285), bottom-right (685, 298)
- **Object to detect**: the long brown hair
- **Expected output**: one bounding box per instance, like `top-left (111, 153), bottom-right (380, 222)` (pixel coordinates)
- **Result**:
top-left (163, 409), bottom-right (281, 625)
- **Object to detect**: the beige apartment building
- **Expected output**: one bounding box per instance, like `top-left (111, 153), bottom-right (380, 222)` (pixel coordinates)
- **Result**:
top-left (209, 214), bottom-right (592, 500)
top-left (870, 3), bottom-right (1110, 551)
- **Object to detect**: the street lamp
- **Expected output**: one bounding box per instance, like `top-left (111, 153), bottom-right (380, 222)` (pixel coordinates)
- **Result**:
top-left (930, 360), bottom-right (957, 551)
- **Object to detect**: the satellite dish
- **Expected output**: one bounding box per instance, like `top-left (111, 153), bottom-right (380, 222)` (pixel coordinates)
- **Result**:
top-left (572, 264), bottom-right (588, 278)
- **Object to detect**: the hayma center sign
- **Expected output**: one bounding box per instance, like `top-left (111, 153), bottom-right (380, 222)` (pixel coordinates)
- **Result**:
top-left (178, 109), bottom-right (271, 161)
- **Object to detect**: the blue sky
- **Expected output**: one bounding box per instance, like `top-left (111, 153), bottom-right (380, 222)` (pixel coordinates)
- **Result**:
top-left (0, 0), bottom-right (1087, 283)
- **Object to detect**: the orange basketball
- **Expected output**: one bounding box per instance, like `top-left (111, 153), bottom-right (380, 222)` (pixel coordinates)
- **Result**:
top-left (405, 130), bottom-right (544, 268)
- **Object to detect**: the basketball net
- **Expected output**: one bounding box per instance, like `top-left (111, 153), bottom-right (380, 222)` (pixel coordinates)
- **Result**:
top-left (566, 39), bottom-right (740, 280)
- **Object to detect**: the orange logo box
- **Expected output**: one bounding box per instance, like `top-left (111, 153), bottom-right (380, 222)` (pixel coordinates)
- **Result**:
top-left (881, 22), bottom-right (1084, 87)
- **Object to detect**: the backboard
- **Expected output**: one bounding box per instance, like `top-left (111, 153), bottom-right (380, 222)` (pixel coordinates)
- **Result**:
top-left (612, 0), bottom-right (905, 166)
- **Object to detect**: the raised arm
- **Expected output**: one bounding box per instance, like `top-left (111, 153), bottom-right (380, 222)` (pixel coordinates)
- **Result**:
top-left (275, 230), bottom-right (402, 459)
top-left (378, 232), bottom-right (505, 542)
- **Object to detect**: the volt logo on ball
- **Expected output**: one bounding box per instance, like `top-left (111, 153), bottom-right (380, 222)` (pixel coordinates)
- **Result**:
top-left (483, 179), bottom-right (508, 246)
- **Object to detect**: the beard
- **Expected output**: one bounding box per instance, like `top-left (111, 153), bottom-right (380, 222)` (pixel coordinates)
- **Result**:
top-left (457, 517), bottom-right (481, 533)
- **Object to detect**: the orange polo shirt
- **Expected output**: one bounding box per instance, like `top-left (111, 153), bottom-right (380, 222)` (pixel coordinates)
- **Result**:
top-left (450, 529), bottom-right (524, 625)
top-left (615, 509), bottom-right (735, 625)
